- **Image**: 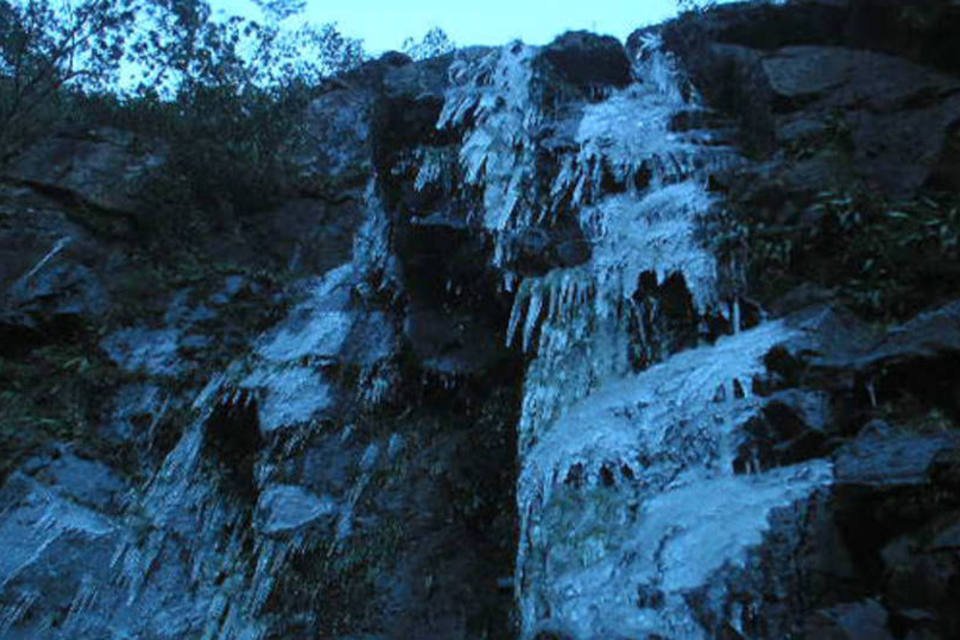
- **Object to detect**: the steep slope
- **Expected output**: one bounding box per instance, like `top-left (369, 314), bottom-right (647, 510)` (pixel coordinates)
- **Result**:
top-left (1, 1), bottom-right (960, 639)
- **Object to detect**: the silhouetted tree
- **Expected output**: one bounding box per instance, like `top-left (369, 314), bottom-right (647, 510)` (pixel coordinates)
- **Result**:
top-left (402, 26), bottom-right (454, 61)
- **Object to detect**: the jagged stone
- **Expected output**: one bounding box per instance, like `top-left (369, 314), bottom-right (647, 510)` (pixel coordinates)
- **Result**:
top-left (7, 262), bottom-right (109, 321)
top-left (802, 599), bottom-right (894, 640)
top-left (542, 31), bottom-right (632, 90)
top-left (2, 127), bottom-right (166, 214)
top-left (256, 484), bottom-right (337, 536)
top-left (835, 429), bottom-right (960, 487)
top-left (734, 389), bottom-right (832, 473)
top-left (0, 203), bottom-right (110, 346)
top-left (103, 383), bottom-right (169, 445)
top-left (658, 5), bottom-right (960, 194)
top-left (262, 198), bottom-right (365, 276)
top-left (100, 326), bottom-right (183, 376)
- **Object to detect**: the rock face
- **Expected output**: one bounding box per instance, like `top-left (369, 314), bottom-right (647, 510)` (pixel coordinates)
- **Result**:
top-left (541, 31), bottom-right (633, 91)
top-left (0, 2), bottom-right (959, 640)
top-left (2, 127), bottom-right (166, 214)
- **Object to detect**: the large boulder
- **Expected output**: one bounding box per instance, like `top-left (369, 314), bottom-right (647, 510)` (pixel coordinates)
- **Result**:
top-left (0, 198), bottom-right (111, 346)
top-left (295, 88), bottom-right (376, 191)
top-left (542, 31), bottom-right (633, 91)
top-left (653, 1), bottom-right (960, 196)
top-left (260, 198), bottom-right (366, 276)
top-left (2, 127), bottom-right (166, 215)
top-left (764, 45), bottom-right (960, 195)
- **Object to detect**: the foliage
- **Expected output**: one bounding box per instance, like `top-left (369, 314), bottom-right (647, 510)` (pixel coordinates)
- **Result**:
top-left (719, 186), bottom-right (960, 321)
top-left (0, 0), bottom-right (139, 161)
top-left (253, 0), bottom-right (305, 23)
top-left (0, 335), bottom-right (130, 481)
top-left (0, 0), bottom-right (365, 177)
top-left (401, 26), bottom-right (454, 61)
top-left (676, 0), bottom-right (717, 13)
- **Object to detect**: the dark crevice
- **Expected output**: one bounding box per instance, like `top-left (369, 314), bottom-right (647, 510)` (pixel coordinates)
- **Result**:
top-left (203, 388), bottom-right (262, 499)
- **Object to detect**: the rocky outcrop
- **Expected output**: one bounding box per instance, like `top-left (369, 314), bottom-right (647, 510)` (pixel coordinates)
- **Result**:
top-left (647, 2), bottom-right (960, 195)
top-left (541, 31), bottom-right (633, 91)
top-left (0, 47), bottom-right (524, 639)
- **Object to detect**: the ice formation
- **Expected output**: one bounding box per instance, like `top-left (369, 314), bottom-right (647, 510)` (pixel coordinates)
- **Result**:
top-left (0, 167), bottom-right (406, 638)
top-left (0, 27), bottom-right (842, 640)
top-left (438, 32), bottom-right (833, 638)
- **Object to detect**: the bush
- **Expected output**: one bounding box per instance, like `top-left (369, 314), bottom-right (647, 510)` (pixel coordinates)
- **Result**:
top-left (402, 27), bottom-right (454, 61)
top-left (0, 0), bottom-right (365, 211)
top-left (719, 185), bottom-right (960, 321)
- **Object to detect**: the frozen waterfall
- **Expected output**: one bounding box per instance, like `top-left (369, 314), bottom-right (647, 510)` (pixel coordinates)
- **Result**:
top-left (438, 32), bottom-right (833, 639)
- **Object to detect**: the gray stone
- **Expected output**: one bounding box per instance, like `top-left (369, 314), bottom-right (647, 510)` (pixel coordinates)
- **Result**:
top-left (164, 289), bottom-right (217, 326)
top-left (799, 299), bottom-right (960, 374)
top-left (256, 266), bottom-right (355, 364)
top-left (296, 89), bottom-right (375, 186)
top-left (341, 310), bottom-right (397, 367)
top-left (300, 435), bottom-right (357, 496)
top-left (101, 326), bottom-right (183, 376)
top-left (383, 54), bottom-right (452, 101)
top-left (762, 46), bottom-right (960, 109)
top-left (403, 307), bottom-right (506, 375)
top-left (264, 198), bottom-right (366, 277)
top-left (1, 216), bottom-right (109, 329)
top-left (803, 599), bottom-right (894, 640)
top-left (3, 127), bottom-right (166, 214)
top-left (242, 365), bottom-right (335, 433)
top-left (0, 474), bottom-right (120, 632)
top-left (835, 431), bottom-right (959, 487)
top-left (7, 261), bottom-right (109, 320)
top-left (760, 45), bottom-right (960, 194)
top-left (29, 451), bottom-right (128, 513)
top-left (104, 383), bottom-right (168, 444)
top-left (207, 275), bottom-right (257, 306)
top-left (542, 31), bottom-right (632, 90)
top-left (859, 299), bottom-right (960, 368)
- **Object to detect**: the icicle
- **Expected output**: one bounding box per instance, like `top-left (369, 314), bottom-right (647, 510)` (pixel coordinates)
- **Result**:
top-left (866, 379), bottom-right (878, 408)
top-left (522, 289), bottom-right (544, 353)
top-left (20, 236), bottom-right (71, 283)
top-left (506, 294), bottom-right (525, 348)
top-left (0, 591), bottom-right (38, 635)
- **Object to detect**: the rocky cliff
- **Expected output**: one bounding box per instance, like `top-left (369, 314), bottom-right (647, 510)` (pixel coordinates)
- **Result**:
top-left (1, 1), bottom-right (959, 639)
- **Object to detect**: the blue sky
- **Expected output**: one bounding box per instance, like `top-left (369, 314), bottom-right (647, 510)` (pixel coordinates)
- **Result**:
top-left (209, 0), bottom-right (682, 54)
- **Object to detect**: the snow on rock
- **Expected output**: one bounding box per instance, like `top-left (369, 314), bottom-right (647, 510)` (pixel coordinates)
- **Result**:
top-left (242, 365), bottom-right (334, 433)
top-left (516, 324), bottom-right (835, 639)
top-left (528, 462), bottom-right (832, 640)
top-left (243, 263), bottom-right (376, 432)
top-left (256, 265), bottom-right (355, 364)
top-left (0, 473), bottom-right (122, 638)
top-left (256, 484), bottom-right (337, 536)
top-left (436, 34), bottom-right (742, 463)
top-left (439, 43), bottom-right (540, 233)
top-left (519, 320), bottom-right (798, 509)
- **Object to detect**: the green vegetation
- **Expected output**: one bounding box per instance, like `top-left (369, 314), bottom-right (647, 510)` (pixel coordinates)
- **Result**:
top-left (1, 0), bottom-right (365, 217)
top-left (0, 0), bottom-right (377, 485)
top-left (718, 186), bottom-right (960, 322)
top-left (0, 335), bottom-right (129, 480)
